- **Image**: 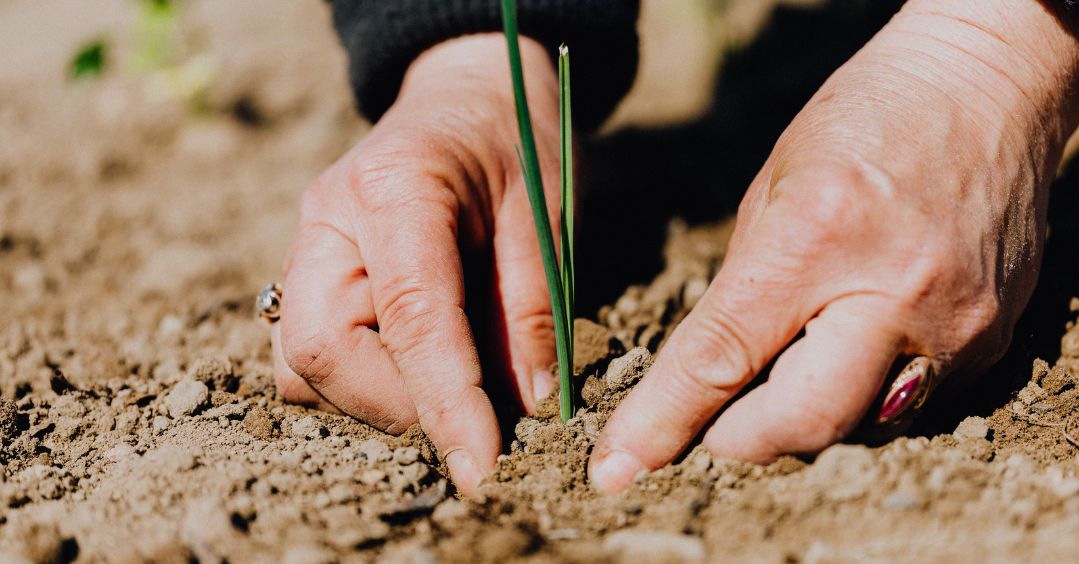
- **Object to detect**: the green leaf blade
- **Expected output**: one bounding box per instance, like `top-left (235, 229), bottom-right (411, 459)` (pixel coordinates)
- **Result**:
top-left (558, 44), bottom-right (575, 375)
top-left (500, 0), bottom-right (574, 422)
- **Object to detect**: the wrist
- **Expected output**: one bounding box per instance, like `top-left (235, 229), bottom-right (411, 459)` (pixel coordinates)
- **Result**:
top-left (397, 33), bottom-right (558, 127)
top-left (395, 33), bottom-right (560, 173)
top-left (377, 33), bottom-right (560, 205)
top-left (898, 0), bottom-right (1079, 146)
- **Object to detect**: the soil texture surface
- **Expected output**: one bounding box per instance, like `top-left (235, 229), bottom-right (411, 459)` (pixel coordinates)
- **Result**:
top-left (3, 0), bottom-right (1079, 562)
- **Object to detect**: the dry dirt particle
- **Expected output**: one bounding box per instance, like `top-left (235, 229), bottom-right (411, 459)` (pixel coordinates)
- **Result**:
top-left (242, 407), bottom-right (274, 440)
top-left (573, 318), bottom-right (624, 376)
top-left (164, 378), bottom-right (209, 418)
top-left (954, 416), bottom-right (990, 441)
top-left (604, 529), bottom-right (706, 563)
top-left (0, 398), bottom-right (18, 444)
top-left (604, 347), bottom-right (653, 391)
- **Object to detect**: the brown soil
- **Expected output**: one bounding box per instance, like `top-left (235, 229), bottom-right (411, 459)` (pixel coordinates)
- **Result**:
top-left (4, 1), bottom-right (1079, 562)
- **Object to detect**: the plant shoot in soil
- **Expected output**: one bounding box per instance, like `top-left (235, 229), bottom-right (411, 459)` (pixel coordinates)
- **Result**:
top-left (500, 0), bottom-right (576, 422)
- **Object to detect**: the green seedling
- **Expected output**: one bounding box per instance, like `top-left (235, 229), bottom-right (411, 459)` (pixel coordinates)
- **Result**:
top-left (67, 0), bottom-right (215, 111)
top-left (131, 0), bottom-right (181, 73)
top-left (70, 40), bottom-right (108, 81)
top-left (500, 0), bottom-right (576, 422)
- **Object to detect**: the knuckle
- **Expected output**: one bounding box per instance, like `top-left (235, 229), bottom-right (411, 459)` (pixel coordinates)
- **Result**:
top-left (378, 282), bottom-right (454, 352)
top-left (794, 180), bottom-right (862, 241)
top-left (773, 165), bottom-right (877, 244)
top-left (509, 308), bottom-right (556, 344)
top-left (351, 167), bottom-right (459, 228)
top-left (298, 173), bottom-right (344, 224)
top-left (671, 308), bottom-right (756, 393)
top-left (348, 136), bottom-right (457, 211)
top-left (282, 327), bottom-right (338, 388)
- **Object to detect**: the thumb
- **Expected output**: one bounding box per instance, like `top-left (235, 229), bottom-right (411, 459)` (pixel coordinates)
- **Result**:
top-left (587, 179), bottom-right (836, 493)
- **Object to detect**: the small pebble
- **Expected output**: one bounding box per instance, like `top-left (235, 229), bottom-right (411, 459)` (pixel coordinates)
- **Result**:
top-left (152, 416), bottom-right (169, 434)
top-left (359, 469), bottom-right (387, 486)
top-left (357, 438), bottom-right (392, 462)
top-left (953, 416), bottom-right (989, 440)
top-left (397, 462), bottom-right (430, 486)
top-left (164, 378), bottom-right (209, 418)
top-left (291, 416), bottom-right (326, 440)
top-left (604, 347), bottom-right (652, 391)
top-left (1042, 467), bottom-right (1079, 498)
top-left (328, 483), bottom-right (356, 504)
top-left (242, 408), bottom-right (274, 440)
top-left (604, 530), bottom-right (705, 563)
top-left (681, 277), bottom-right (709, 308)
top-left (1041, 366), bottom-right (1075, 395)
top-left (431, 498), bottom-right (470, 530)
top-left (105, 444), bottom-right (135, 462)
top-left (804, 444), bottom-right (878, 502)
top-left (157, 315), bottom-right (184, 339)
top-left (393, 447), bottom-right (420, 465)
top-left (883, 490), bottom-right (923, 510)
top-left (615, 294), bottom-right (640, 316)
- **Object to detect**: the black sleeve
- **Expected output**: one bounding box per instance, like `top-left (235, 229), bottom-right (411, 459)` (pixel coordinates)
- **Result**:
top-left (330, 0), bottom-right (641, 132)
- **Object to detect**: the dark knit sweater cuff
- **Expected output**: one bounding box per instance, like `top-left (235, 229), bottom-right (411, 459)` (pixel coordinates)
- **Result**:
top-left (331, 0), bottom-right (640, 132)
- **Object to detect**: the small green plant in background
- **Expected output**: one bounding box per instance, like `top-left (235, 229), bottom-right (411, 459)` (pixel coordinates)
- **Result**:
top-left (67, 0), bottom-right (216, 112)
top-left (70, 40), bottom-right (108, 81)
top-left (500, 0), bottom-right (576, 422)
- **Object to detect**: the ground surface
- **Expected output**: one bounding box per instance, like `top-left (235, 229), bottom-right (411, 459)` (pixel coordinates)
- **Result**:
top-left (3, 1), bottom-right (1079, 562)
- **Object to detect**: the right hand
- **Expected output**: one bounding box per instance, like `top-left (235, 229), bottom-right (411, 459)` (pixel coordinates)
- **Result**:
top-left (270, 33), bottom-right (563, 495)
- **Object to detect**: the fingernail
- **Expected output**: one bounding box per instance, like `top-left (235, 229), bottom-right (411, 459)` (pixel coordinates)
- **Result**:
top-left (532, 369), bottom-right (556, 402)
top-left (445, 449), bottom-right (483, 496)
top-left (589, 449), bottom-right (647, 494)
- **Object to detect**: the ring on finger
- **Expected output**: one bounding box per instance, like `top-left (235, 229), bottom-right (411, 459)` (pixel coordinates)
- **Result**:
top-left (256, 282), bottom-right (283, 324)
top-left (876, 356), bottom-right (934, 424)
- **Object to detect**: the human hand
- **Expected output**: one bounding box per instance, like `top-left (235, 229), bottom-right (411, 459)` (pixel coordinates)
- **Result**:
top-left (270, 33), bottom-right (562, 495)
top-left (590, 0), bottom-right (1079, 493)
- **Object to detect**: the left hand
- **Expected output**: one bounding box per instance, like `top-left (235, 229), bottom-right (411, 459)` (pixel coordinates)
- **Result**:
top-left (589, 0), bottom-right (1079, 493)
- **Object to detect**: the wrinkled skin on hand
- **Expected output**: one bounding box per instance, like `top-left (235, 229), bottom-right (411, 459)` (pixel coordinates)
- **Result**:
top-left (588, 1), bottom-right (1079, 492)
top-left (270, 34), bottom-right (563, 495)
top-left (272, 1), bottom-right (1079, 498)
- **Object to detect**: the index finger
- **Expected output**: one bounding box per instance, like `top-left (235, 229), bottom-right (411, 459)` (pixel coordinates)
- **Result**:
top-left (355, 172), bottom-right (500, 496)
top-left (587, 178), bottom-right (855, 493)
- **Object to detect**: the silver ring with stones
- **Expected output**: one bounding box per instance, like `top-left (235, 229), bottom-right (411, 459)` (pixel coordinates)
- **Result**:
top-left (256, 282), bottom-right (282, 324)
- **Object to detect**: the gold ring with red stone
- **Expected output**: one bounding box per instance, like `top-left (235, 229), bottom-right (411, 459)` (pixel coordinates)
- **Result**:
top-left (876, 356), bottom-right (933, 424)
